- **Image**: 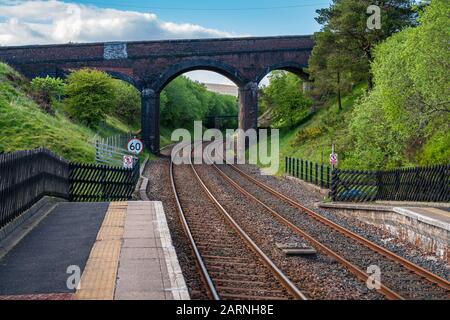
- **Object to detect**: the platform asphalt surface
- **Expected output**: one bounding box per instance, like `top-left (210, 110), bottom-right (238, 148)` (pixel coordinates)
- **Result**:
top-left (0, 202), bottom-right (108, 296)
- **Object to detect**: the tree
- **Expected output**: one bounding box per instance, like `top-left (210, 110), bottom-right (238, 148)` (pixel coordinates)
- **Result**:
top-left (111, 79), bottom-right (140, 126)
top-left (159, 76), bottom-right (237, 130)
top-left (308, 28), bottom-right (365, 110)
top-left (30, 76), bottom-right (65, 114)
top-left (65, 69), bottom-right (116, 128)
top-left (310, 0), bottom-right (417, 94)
top-left (347, 0), bottom-right (450, 168)
top-left (260, 72), bottom-right (312, 127)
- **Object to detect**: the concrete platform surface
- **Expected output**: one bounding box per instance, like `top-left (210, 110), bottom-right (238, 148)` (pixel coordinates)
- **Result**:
top-left (0, 201), bottom-right (189, 300)
top-left (393, 207), bottom-right (450, 231)
top-left (318, 202), bottom-right (450, 260)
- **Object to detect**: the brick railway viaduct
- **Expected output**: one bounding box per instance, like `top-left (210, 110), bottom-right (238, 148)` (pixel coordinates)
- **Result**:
top-left (0, 36), bottom-right (314, 153)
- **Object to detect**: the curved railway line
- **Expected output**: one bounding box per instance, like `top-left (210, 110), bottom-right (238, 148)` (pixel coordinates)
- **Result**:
top-left (162, 141), bottom-right (449, 300)
top-left (200, 141), bottom-right (449, 300)
top-left (169, 143), bottom-right (307, 300)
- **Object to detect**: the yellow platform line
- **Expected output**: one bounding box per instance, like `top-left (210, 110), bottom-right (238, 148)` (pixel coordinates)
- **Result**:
top-left (74, 202), bottom-right (128, 300)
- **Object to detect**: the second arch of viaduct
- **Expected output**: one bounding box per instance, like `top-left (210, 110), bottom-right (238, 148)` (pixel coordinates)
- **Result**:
top-left (0, 35), bottom-right (314, 154)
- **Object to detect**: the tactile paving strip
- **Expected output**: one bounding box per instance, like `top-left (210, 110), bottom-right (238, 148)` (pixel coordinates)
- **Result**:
top-left (74, 202), bottom-right (127, 300)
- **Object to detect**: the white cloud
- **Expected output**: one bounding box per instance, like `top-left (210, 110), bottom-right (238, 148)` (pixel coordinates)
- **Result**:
top-left (0, 0), bottom-right (235, 46)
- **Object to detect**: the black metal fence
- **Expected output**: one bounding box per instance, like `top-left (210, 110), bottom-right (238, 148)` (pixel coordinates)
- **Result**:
top-left (0, 148), bottom-right (69, 229)
top-left (285, 157), bottom-right (331, 189)
top-left (331, 165), bottom-right (450, 202)
top-left (69, 161), bottom-right (139, 202)
top-left (0, 148), bottom-right (140, 229)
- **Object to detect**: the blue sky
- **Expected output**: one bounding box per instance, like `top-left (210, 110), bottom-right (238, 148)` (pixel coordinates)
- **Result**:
top-left (0, 0), bottom-right (332, 84)
top-left (71, 0), bottom-right (332, 36)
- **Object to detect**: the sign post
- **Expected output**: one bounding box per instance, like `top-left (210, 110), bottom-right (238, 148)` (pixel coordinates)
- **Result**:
top-left (329, 144), bottom-right (338, 169)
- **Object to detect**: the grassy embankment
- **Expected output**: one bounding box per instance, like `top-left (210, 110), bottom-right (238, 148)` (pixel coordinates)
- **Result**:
top-left (0, 62), bottom-right (142, 163)
top-left (256, 84), bottom-right (367, 175)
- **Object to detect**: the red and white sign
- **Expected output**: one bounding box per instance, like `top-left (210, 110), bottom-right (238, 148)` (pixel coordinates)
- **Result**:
top-left (329, 153), bottom-right (338, 167)
top-left (123, 155), bottom-right (134, 169)
top-left (127, 138), bottom-right (144, 154)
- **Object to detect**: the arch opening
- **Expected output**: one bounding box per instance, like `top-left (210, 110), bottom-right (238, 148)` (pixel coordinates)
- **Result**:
top-left (258, 67), bottom-right (312, 129)
top-left (152, 60), bottom-right (246, 93)
top-left (141, 67), bottom-right (243, 154)
top-left (256, 62), bottom-right (309, 85)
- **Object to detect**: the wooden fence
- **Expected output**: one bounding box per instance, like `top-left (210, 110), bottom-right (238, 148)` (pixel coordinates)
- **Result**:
top-left (0, 148), bottom-right (140, 229)
top-left (69, 161), bottom-right (139, 202)
top-left (0, 148), bottom-right (69, 229)
top-left (331, 165), bottom-right (450, 202)
top-left (285, 157), bottom-right (331, 189)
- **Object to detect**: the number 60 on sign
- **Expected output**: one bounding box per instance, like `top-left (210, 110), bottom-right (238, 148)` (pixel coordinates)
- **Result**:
top-left (127, 138), bottom-right (144, 154)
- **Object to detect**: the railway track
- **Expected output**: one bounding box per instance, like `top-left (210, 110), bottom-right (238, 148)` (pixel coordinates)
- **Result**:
top-left (169, 143), bottom-right (307, 300)
top-left (202, 141), bottom-right (449, 300)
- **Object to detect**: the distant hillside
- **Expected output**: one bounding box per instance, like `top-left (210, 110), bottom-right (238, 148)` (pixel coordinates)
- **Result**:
top-left (204, 83), bottom-right (238, 97)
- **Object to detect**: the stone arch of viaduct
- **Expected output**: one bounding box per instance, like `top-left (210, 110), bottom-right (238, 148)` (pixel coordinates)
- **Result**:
top-left (0, 35), bottom-right (314, 154)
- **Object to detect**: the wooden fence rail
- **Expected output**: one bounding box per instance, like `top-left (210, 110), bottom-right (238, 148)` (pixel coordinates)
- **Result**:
top-left (0, 148), bottom-right (69, 229)
top-left (69, 160), bottom-right (139, 202)
top-left (0, 148), bottom-right (140, 229)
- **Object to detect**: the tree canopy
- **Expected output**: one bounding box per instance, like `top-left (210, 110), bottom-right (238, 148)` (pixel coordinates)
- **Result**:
top-left (259, 71), bottom-right (312, 128)
top-left (160, 76), bottom-right (238, 130)
top-left (309, 0), bottom-right (417, 105)
top-left (347, 0), bottom-right (450, 169)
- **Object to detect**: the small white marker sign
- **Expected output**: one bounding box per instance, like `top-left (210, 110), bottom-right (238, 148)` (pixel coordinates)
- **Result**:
top-left (123, 155), bottom-right (134, 169)
top-left (329, 153), bottom-right (338, 167)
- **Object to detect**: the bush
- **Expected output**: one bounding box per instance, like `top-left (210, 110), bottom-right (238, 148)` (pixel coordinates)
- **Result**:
top-left (291, 127), bottom-right (323, 146)
top-left (30, 76), bottom-right (65, 114)
top-left (65, 69), bottom-right (116, 128)
top-left (112, 79), bottom-right (140, 126)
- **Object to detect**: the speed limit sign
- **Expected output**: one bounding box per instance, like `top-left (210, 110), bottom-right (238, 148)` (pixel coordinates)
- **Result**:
top-left (127, 138), bottom-right (144, 154)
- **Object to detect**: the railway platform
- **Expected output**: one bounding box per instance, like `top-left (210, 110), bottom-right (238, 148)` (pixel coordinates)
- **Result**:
top-left (0, 200), bottom-right (189, 300)
top-left (318, 202), bottom-right (450, 261)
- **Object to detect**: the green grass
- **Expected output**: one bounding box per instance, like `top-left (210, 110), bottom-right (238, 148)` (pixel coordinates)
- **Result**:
top-left (256, 84), bottom-right (367, 175)
top-left (0, 62), bottom-right (140, 163)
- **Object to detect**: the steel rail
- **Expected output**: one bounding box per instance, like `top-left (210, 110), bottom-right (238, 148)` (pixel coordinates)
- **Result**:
top-left (169, 143), bottom-right (220, 300)
top-left (202, 143), bottom-right (403, 300)
top-left (188, 154), bottom-right (308, 300)
top-left (226, 162), bottom-right (450, 293)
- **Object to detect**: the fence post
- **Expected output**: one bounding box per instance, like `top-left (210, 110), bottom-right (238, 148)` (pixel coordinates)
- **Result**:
top-left (331, 169), bottom-right (338, 201)
top-left (300, 160), bottom-right (303, 180)
top-left (288, 157), bottom-right (291, 176)
top-left (315, 163), bottom-right (318, 185)
top-left (327, 167), bottom-right (330, 189)
top-left (320, 164), bottom-right (324, 188)
top-left (296, 159), bottom-right (299, 178)
top-left (285, 157), bottom-right (288, 174)
top-left (310, 161), bottom-right (313, 183)
top-left (305, 160), bottom-right (308, 182)
top-left (101, 165), bottom-right (106, 202)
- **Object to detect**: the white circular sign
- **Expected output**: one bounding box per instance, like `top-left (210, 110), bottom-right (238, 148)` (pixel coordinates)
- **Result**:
top-left (127, 138), bottom-right (144, 154)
